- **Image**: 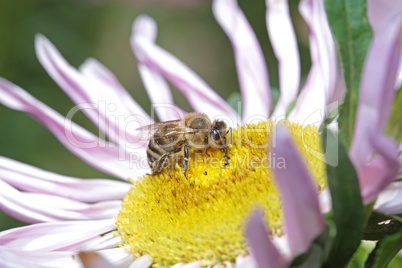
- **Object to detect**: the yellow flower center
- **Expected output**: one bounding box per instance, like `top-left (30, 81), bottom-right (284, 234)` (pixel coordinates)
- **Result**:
top-left (116, 121), bottom-right (326, 267)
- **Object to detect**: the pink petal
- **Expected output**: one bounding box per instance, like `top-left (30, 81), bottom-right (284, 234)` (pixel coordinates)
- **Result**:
top-left (132, 15), bottom-right (239, 124)
top-left (213, 0), bottom-right (271, 122)
top-left (0, 78), bottom-right (147, 179)
top-left (132, 15), bottom-right (185, 122)
top-left (266, 0), bottom-right (301, 119)
top-left (318, 188), bottom-right (332, 214)
top-left (368, 0), bottom-right (402, 32)
top-left (79, 58), bottom-right (153, 122)
top-left (233, 255), bottom-right (257, 268)
top-left (358, 134), bottom-right (399, 204)
top-left (245, 209), bottom-right (289, 268)
top-left (171, 262), bottom-right (202, 268)
top-left (79, 252), bottom-right (115, 268)
top-left (350, 15), bottom-right (402, 169)
top-left (289, 0), bottom-right (340, 125)
top-left (0, 246), bottom-right (80, 268)
top-left (349, 15), bottom-right (401, 202)
top-left (0, 219), bottom-right (115, 251)
top-left (272, 126), bottom-right (324, 256)
top-left (0, 180), bottom-right (122, 223)
top-left (374, 181), bottom-right (402, 214)
top-left (80, 248), bottom-right (137, 268)
top-left (74, 232), bottom-right (121, 251)
top-left (399, 143), bottom-right (402, 178)
top-left (271, 235), bottom-right (291, 258)
top-left (97, 248), bottom-right (136, 268)
top-left (128, 255), bottom-right (152, 268)
top-left (0, 157), bottom-right (131, 202)
top-left (35, 35), bottom-right (149, 149)
top-left (397, 61), bottom-right (402, 89)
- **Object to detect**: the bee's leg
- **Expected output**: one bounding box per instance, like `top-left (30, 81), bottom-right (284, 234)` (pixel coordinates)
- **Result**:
top-left (223, 127), bottom-right (232, 166)
top-left (223, 147), bottom-right (230, 166)
top-left (152, 153), bottom-right (169, 174)
top-left (203, 149), bottom-right (210, 157)
top-left (183, 145), bottom-right (189, 178)
top-left (226, 127), bottom-right (233, 145)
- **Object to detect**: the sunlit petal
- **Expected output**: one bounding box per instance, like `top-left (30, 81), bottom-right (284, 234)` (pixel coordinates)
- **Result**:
top-left (0, 157), bottom-right (131, 202)
top-left (213, 0), bottom-right (271, 122)
top-left (36, 35), bottom-right (148, 147)
top-left (266, 0), bottom-right (300, 119)
top-left (0, 246), bottom-right (80, 268)
top-left (0, 219), bottom-right (115, 251)
top-left (0, 78), bottom-right (146, 179)
top-left (289, 0), bottom-right (340, 126)
top-left (132, 15), bottom-right (239, 124)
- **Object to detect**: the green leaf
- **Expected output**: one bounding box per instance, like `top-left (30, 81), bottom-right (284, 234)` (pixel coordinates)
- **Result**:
top-left (324, 0), bottom-right (373, 149)
top-left (364, 212), bottom-right (402, 241)
top-left (365, 230), bottom-right (402, 268)
top-left (385, 88), bottom-right (402, 144)
top-left (322, 128), bottom-right (364, 267)
top-left (226, 92), bottom-right (242, 115)
top-left (270, 86), bottom-right (280, 109)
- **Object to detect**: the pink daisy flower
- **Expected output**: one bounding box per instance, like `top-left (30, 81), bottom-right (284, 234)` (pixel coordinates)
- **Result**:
top-left (0, 0), bottom-right (400, 267)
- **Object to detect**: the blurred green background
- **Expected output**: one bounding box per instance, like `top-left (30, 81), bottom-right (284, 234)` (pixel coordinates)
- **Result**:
top-left (0, 0), bottom-right (400, 266)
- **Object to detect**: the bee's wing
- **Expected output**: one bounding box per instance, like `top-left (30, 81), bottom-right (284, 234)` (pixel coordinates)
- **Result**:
top-left (135, 119), bottom-right (196, 141)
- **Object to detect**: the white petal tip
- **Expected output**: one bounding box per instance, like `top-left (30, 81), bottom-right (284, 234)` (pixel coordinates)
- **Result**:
top-left (132, 15), bottom-right (157, 42)
top-left (34, 33), bottom-right (50, 48)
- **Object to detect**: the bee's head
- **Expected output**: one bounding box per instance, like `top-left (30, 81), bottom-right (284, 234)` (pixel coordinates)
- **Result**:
top-left (210, 120), bottom-right (228, 148)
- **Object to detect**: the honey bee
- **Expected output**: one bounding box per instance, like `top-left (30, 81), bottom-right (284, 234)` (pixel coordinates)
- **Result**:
top-left (136, 113), bottom-right (232, 177)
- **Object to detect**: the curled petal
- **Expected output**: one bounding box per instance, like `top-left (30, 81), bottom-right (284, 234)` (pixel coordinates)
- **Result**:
top-left (289, 0), bottom-right (340, 125)
top-left (0, 157), bottom-right (131, 202)
top-left (266, 0), bottom-right (300, 119)
top-left (36, 35), bottom-right (149, 147)
top-left (213, 0), bottom-right (271, 122)
top-left (132, 15), bottom-right (240, 124)
top-left (245, 209), bottom-right (289, 268)
top-left (350, 14), bottom-right (402, 169)
top-left (350, 14), bottom-right (401, 202)
top-left (0, 219), bottom-right (115, 251)
top-left (0, 78), bottom-right (147, 179)
top-left (272, 126), bottom-right (324, 256)
top-left (132, 15), bottom-right (183, 122)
